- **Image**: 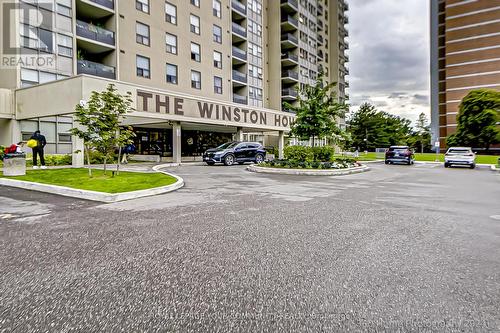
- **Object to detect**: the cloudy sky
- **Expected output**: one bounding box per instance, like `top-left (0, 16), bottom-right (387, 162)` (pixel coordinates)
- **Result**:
top-left (347, 0), bottom-right (430, 125)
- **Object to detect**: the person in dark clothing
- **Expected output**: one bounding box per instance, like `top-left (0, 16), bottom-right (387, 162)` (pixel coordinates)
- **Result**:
top-left (30, 130), bottom-right (47, 169)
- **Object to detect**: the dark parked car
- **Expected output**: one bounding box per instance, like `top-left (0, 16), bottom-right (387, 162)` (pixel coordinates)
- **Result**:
top-left (385, 146), bottom-right (414, 165)
top-left (203, 141), bottom-right (266, 166)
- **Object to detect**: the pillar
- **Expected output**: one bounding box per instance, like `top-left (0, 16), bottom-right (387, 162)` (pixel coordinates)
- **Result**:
top-left (278, 131), bottom-right (285, 159)
top-left (172, 121), bottom-right (182, 163)
top-left (71, 120), bottom-right (84, 167)
top-left (236, 127), bottom-right (244, 141)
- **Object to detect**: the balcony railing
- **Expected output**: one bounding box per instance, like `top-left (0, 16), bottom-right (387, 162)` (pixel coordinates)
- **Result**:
top-left (280, 0), bottom-right (298, 10)
top-left (233, 93), bottom-right (248, 104)
top-left (76, 20), bottom-right (115, 46)
top-left (232, 46), bottom-right (247, 61)
top-left (282, 88), bottom-right (298, 97)
top-left (88, 0), bottom-right (114, 10)
top-left (281, 15), bottom-right (298, 28)
top-left (77, 59), bottom-right (115, 79)
top-left (232, 70), bottom-right (248, 83)
top-left (281, 52), bottom-right (298, 62)
top-left (281, 70), bottom-right (299, 80)
top-left (232, 0), bottom-right (246, 16)
top-left (232, 22), bottom-right (247, 38)
top-left (280, 33), bottom-right (298, 45)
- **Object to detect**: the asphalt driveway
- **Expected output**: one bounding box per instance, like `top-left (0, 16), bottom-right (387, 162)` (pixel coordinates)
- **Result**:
top-left (1, 163), bottom-right (499, 331)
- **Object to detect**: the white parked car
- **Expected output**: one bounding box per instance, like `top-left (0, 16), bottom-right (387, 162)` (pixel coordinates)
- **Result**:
top-left (444, 147), bottom-right (476, 169)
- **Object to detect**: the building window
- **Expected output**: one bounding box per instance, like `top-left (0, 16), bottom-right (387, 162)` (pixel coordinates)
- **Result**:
top-left (191, 0), bottom-right (200, 7)
top-left (57, 34), bottom-right (72, 57)
top-left (136, 22), bottom-right (150, 46)
top-left (249, 87), bottom-right (263, 101)
top-left (59, 134), bottom-right (72, 142)
top-left (190, 42), bottom-right (201, 62)
top-left (136, 0), bottom-right (149, 14)
top-left (213, 0), bottom-right (221, 18)
top-left (166, 63), bottom-right (177, 84)
top-left (214, 76), bottom-right (223, 94)
top-left (136, 55), bottom-right (150, 78)
top-left (213, 25), bottom-right (222, 43)
top-left (190, 14), bottom-right (200, 34)
top-left (165, 2), bottom-right (177, 24)
top-left (56, 3), bottom-right (71, 17)
top-left (213, 51), bottom-right (222, 69)
top-left (191, 70), bottom-right (201, 89)
top-left (20, 68), bottom-right (39, 87)
top-left (166, 33), bottom-right (177, 54)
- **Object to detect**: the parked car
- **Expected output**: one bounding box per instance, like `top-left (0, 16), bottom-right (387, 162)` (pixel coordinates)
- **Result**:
top-left (444, 147), bottom-right (476, 169)
top-left (203, 141), bottom-right (266, 166)
top-left (385, 146), bottom-right (414, 165)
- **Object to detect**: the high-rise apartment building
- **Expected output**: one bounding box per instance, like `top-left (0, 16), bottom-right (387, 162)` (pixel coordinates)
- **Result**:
top-left (0, 0), bottom-right (348, 164)
top-left (430, 0), bottom-right (500, 147)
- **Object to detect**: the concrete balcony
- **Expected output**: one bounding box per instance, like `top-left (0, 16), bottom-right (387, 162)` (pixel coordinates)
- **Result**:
top-left (233, 93), bottom-right (248, 105)
top-left (88, 0), bottom-right (113, 10)
top-left (76, 0), bottom-right (114, 19)
top-left (280, 33), bottom-right (298, 49)
top-left (232, 70), bottom-right (248, 85)
top-left (232, 22), bottom-right (247, 41)
top-left (281, 15), bottom-right (298, 31)
top-left (281, 52), bottom-right (299, 66)
top-left (77, 59), bottom-right (115, 79)
top-left (281, 88), bottom-right (298, 100)
top-left (280, 0), bottom-right (298, 13)
top-left (281, 70), bottom-right (299, 83)
top-left (232, 46), bottom-right (247, 63)
top-left (76, 20), bottom-right (115, 51)
top-left (232, 0), bottom-right (246, 17)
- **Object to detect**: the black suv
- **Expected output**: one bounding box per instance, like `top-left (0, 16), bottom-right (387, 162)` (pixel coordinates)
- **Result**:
top-left (203, 142), bottom-right (266, 166)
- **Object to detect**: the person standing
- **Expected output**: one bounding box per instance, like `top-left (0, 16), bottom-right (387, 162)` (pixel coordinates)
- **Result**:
top-left (30, 130), bottom-right (47, 169)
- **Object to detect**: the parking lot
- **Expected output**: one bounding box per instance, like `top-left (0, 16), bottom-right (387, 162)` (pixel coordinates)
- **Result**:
top-left (1, 163), bottom-right (500, 331)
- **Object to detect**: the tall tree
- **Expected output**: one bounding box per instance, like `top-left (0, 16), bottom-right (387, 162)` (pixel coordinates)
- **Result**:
top-left (408, 112), bottom-right (431, 153)
top-left (71, 84), bottom-right (135, 176)
top-left (347, 103), bottom-right (412, 150)
top-left (284, 73), bottom-right (348, 146)
top-left (447, 89), bottom-right (500, 151)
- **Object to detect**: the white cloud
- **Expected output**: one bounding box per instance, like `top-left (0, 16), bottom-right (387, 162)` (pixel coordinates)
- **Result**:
top-left (346, 0), bottom-right (430, 123)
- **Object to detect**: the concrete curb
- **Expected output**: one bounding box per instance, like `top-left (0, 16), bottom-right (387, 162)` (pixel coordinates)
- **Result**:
top-left (0, 165), bottom-right (184, 203)
top-left (359, 160), bottom-right (384, 164)
top-left (491, 165), bottom-right (499, 172)
top-left (247, 164), bottom-right (370, 176)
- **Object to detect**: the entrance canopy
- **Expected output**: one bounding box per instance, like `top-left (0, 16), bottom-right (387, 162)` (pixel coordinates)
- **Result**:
top-left (15, 75), bottom-right (295, 133)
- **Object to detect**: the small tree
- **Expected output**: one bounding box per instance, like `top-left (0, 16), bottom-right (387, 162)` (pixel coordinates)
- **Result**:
top-left (447, 89), bottom-right (500, 151)
top-left (71, 84), bottom-right (134, 176)
top-left (409, 112), bottom-right (431, 153)
top-left (284, 73), bottom-right (348, 146)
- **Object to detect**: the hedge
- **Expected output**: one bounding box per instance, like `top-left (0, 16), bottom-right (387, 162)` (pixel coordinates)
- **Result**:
top-left (283, 145), bottom-right (336, 162)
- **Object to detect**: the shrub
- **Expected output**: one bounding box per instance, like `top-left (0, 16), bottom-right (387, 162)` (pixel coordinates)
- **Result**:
top-left (311, 146), bottom-right (335, 162)
top-left (265, 146), bottom-right (279, 156)
top-left (284, 145), bottom-right (314, 162)
top-left (87, 150), bottom-right (118, 164)
top-left (0, 145), bottom-right (6, 161)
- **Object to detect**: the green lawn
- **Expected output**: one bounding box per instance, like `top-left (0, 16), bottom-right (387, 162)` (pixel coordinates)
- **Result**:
top-left (0, 168), bottom-right (178, 193)
top-left (338, 152), bottom-right (499, 164)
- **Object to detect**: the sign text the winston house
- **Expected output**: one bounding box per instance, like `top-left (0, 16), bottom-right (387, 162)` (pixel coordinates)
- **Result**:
top-left (137, 90), bottom-right (294, 129)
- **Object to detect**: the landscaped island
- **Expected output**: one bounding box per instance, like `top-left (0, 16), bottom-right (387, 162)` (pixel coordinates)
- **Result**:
top-left (262, 146), bottom-right (359, 169)
top-left (0, 168), bottom-right (177, 193)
